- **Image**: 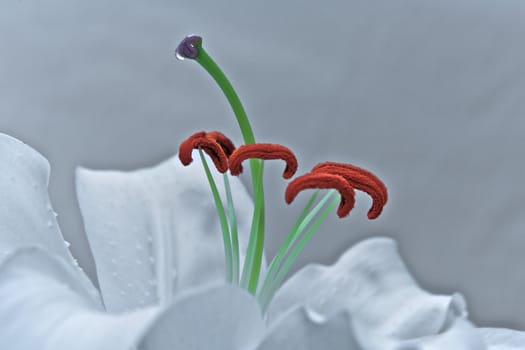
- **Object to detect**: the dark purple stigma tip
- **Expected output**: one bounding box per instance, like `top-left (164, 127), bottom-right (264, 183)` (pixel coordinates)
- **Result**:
top-left (175, 35), bottom-right (202, 60)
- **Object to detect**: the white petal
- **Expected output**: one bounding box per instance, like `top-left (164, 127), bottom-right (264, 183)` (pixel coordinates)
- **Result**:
top-left (76, 154), bottom-right (256, 311)
top-left (478, 328), bottom-right (525, 349)
top-left (0, 247), bottom-right (267, 350)
top-left (258, 309), bottom-right (485, 349)
top-left (406, 319), bottom-right (487, 349)
top-left (0, 247), bottom-right (159, 350)
top-left (0, 133), bottom-right (98, 299)
top-left (268, 237), bottom-right (467, 340)
top-left (140, 284), bottom-right (265, 350)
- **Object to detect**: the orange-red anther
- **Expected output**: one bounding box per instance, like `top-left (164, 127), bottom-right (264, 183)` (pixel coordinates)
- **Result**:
top-left (207, 131), bottom-right (236, 157)
top-left (229, 144), bottom-right (298, 179)
top-left (285, 173), bottom-right (356, 218)
top-left (178, 131), bottom-right (230, 173)
top-left (312, 162), bottom-right (387, 219)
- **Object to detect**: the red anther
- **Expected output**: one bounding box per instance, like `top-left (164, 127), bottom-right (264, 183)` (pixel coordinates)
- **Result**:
top-left (229, 144), bottom-right (298, 179)
top-left (285, 173), bottom-right (356, 218)
top-left (178, 131), bottom-right (229, 173)
top-left (312, 162), bottom-right (387, 219)
top-left (206, 131), bottom-right (236, 157)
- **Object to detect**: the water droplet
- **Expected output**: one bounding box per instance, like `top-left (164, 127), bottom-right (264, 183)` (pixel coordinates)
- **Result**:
top-left (306, 309), bottom-right (325, 323)
top-left (120, 290), bottom-right (126, 296)
top-left (72, 259), bottom-right (79, 266)
top-left (64, 241), bottom-right (71, 248)
top-left (136, 244), bottom-right (143, 251)
top-left (46, 204), bottom-right (52, 212)
top-left (175, 52), bottom-right (185, 61)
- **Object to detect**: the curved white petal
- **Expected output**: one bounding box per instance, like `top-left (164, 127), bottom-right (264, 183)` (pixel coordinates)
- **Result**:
top-left (267, 237), bottom-right (467, 340)
top-left (258, 308), bottom-right (484, 349)
top-left (0, 133), bottom-right (98, 300)
top-left (0, 247), bottom-right (159, 350)
top-left (479, 328), bottom-right (525, 349)
top-left (76, 154), bottom-right (256, 311)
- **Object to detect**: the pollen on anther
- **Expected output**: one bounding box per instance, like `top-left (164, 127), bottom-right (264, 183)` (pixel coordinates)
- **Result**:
top-left (312, 162), bottom-right (387, 219)
top-left (229, 143), bottom-right (298, 179)
top-left (178, 131), bottom-right (230, 173)
top-left (285, 172), bottom-right (356, 218)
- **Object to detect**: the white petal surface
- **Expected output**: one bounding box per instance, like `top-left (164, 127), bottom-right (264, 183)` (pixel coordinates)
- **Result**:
top-left (0, 133), bottom-right (98, 298)
top-left (393, 320), bottom-right (487, 350)
top-left (268, 237), bottom-right (467, 340)
top-left (76, 154), bottom-right (256, 311)
top-left (0, 247), bottom-right (160, 350)
top-left (140, 284), bottom-right (265, 350)
top-left (479, 328), bottom-right (525, 350)
top-left (256, 307), bottom-right (361, 350)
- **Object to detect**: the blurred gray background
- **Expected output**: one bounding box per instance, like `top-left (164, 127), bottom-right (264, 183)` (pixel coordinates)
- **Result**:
top-left (1, 0), bottom-right (525, 329)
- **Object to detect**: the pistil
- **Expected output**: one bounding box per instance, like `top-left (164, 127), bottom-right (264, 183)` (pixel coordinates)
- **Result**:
top-left (177, 36), bottom-right (266, 294)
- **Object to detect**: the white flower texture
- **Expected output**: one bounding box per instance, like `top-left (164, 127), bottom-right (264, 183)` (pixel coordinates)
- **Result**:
top-left (0, 132), bottom-right (523, 349)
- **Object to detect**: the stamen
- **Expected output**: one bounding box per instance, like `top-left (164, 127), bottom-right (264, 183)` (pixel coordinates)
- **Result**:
top-left (312, 162), bottom-right (387, 219)
top-left (285, 173), bottom-right (356, 218)
top-left (175, 35), bottom-right (202, 60)
top-left (178, 131), bottom-right (229, 173)
top-left (229, 144), bottom-right (298, 179)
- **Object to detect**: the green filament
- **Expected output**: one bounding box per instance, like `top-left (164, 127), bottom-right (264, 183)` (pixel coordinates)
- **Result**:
top-left (240, 161), bottom-right (265, 292)
top-left (257, 191), bottom-right (320, 295)
top-left (223, 173), bottom-right (240, 284)
top-left (199, 149), bottom-right (233, 283)
top-left (259, 194), bottom-right (340, 311)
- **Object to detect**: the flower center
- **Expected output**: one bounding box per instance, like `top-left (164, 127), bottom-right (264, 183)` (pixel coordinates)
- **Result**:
top-left (175, 35), bottom-right (388, 311)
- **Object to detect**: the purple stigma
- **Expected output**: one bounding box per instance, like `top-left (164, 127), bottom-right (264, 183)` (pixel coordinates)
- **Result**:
top-left (175, 35), bottom-right (202, 60)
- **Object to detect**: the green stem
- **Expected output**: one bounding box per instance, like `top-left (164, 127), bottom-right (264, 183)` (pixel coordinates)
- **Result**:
top-left (199, 149), bottom-right (233, 282)
top-left (195, 47), bottom-right (266, 294)
top-left (223, 173), bottom-right (240, 284)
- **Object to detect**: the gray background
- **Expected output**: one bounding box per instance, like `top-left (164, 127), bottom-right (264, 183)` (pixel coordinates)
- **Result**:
top-left (1, 0), bottom-right (525, 329)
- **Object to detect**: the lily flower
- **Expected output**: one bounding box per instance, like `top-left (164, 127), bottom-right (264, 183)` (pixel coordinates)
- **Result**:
top-left (1, 133), bottom-right (524, 349)
top-left (1, 34), bottom-right (524, 349)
